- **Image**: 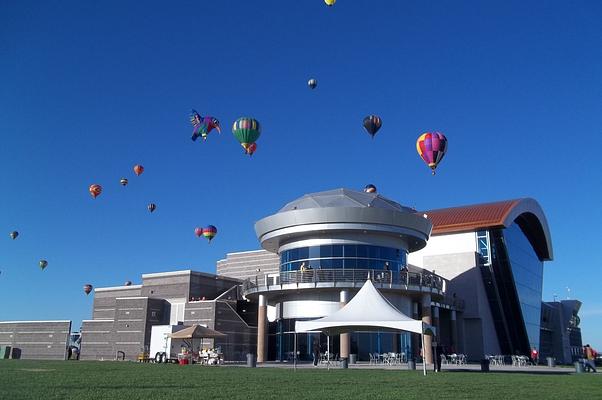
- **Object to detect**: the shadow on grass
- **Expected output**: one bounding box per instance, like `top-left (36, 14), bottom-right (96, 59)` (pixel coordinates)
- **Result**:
top-left (443, 369), bottom-right (574, 376)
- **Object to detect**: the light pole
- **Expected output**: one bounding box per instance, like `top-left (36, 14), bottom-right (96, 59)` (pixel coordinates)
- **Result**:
top-left (565, 287), bottom-right (571, 300)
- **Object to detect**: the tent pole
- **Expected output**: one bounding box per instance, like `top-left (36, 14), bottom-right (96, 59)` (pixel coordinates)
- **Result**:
top-left (421, 333), bottom-right (426, 376)
top-left (294, 332), bottom-right (297, 372)
top-left (327, 334), bottom-right (330, 371)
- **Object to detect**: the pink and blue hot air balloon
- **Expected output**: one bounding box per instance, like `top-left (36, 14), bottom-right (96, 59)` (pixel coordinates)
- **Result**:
top-left (416, 131), bottom-right (448, 175)
top-left (202, 225), bottom-right (217, 243)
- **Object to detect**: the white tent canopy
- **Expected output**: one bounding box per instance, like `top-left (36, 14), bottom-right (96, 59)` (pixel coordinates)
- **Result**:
top-left (295, 279), bottom-right (435, 336)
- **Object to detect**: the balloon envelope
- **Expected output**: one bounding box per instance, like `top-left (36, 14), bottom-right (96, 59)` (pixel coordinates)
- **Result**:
top-left (134, 165), bottom-right (144, 176)
top-left (83, 284), bottom-right (93, 295)
top-left (9, 231), bottom-right (18, 240)
top-left (120, 178), bottom-right (128, 186)
top-left (308, 78), bottom-right (317, 89)
top-left (124, 281), bottom-right (132, 286)
top-left (247, 142), bottom-right (257, 156)
top-left (89, 184), bottom-right (102, 199)
top-left (364, 184), bottom-right (377, 193)
top-left (194, 227), bottom-right (203, 237)
top-left (325, 0), bottom-right (336, 5)
top-left (232, 117), bottom-right (261, 150)
top-left (363, 115), bottom-right (382, 137)
top-left (39, 260), bottom-right (48, 270)
top-left (203, 225), bottom-right (217, 242)
top-left (416, 132), bottom-right (448, 174)
top-left (148, 203), bottom-right (156, 213)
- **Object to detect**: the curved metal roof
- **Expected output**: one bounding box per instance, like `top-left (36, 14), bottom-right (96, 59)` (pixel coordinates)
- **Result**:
top-left (278, 188), bottom-right (415, 213)
top-left (424, 198), bottom-right (553, 260)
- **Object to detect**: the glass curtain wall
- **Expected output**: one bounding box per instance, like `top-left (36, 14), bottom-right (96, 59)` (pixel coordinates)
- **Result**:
top-left (280, 245), bottom-right (407, 271)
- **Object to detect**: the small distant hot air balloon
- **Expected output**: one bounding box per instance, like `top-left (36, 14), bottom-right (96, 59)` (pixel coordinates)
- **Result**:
top-left (9, 231), bottom-right (18, 240)
top-left (232, 117), bottom-right (261, 153)
top-left (120, 178), bottom-right (128, 186)
top-left (39, 260), bottom-right (48, 270)
top-left (190, 109), bottom-right (221, 141)
top-left (134, 164), bottom-right (144, 176)
top-left (364, 184), bottom-right (377, 193)
top-left (148, 203), bottom-right (156, 213)
top-left (247, 142), bottom-right (257, 156)
top-left (308, 78), bottom-right (317, 89)
top-left (325, 0), bottom-right (336, 6)
top-left (89, 184), bottom-right (102, 199)
top-left (363, 115), bottom-right (382, 138)
top-left (124, 280), bottom-right (132, 286)
top-left (202, 225), bottom-right (217, 243)
top-left (416, 132), bottom-right (448, 175)
top-left (194, 227), bottom-right (203, 238)
top-left (83, 284), bottom-right (93, 295)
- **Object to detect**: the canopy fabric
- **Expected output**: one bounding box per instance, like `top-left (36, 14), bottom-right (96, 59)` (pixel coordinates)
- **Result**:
top-left (168, 324), bottom-right (226, 339)
top-left (295, 279), bottom-right (435, 335)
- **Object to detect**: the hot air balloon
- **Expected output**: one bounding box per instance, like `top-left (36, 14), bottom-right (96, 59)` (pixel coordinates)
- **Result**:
top-left (134, 164), bottom-right (144, 176)
top-left (39, 260), bottom-right (48, 270)
top-left (120, 178), bottom-right (128, 186)
top-left (9, 231), bottom-right (18, 240)
top-left (247, 142), bottom-right (257, 156)
top-left (308, 78), bottom-right (317, 89)
top-left (89, 184), bottom-right (102, 199)
top-left (190, 109), bottom-right (221, 141)
top-left (194, 227), bottom-right (203, 238)
top-left (363, 115), bottom-right (382, 138)
top-left (148, 203), bottom-right (156, 213)
top-left (364, 184), bottom-right (377, 193)
top-left (124, 280), bottom-right (132, 286)
top-left (202, 225), bottom-right (217, 243)
top-left (232, 117), bottom-right (261, 153)
top-left (416, 132), bottom-right (448, 175)
top-left (83, 284), bottom-right (93, 295)
top-left (325, 0), bottom-right (336, 6)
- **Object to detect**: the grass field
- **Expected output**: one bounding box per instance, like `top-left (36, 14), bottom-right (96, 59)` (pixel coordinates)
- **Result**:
top-left (1, 360), bottom-right (600, 400)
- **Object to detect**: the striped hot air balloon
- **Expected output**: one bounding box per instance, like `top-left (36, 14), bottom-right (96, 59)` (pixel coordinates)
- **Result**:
top-left (194, 227), bottom-right (203, 238)
top-left (364, 184), bottom-right (377, 193)
top-left (133, 164), bottom-right (144, 176)
top-left (308, 78), bottom-right (317, 89)
top-left (83, 284), bottom-right (93, 295)
top-left (148, 203), bottom-right (156, 213)
top-left (363, 115), bottom-right (382, 138)
top-left (416, 132), bottom-right (448, 175)
top-left (202, 225), bottom-right (217, 243)
top-left (120, 178), bottom-right (128, 186)
top-left (232, 117), bottom-right (261, 153)
top-left (89, 184), bottom-right (102, 199)
top-left (39, 260), bottom-right (48, 270)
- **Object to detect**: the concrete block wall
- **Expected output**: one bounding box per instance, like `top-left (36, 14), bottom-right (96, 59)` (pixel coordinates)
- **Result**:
top-left (217, 250), bottom-right (279, 281)
top-left (0, 321), bottom-right (71, 360)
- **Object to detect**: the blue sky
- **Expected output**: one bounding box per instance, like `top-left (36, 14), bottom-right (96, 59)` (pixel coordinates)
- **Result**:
top-left (1, 1), bottom-right (601, 345)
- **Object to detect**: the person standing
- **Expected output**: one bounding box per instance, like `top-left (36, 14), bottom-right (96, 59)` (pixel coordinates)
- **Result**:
top-left (530, 347), bottom-right (539, 365)
top-left (583, 344), bottom-right (598, 372)
top-left (313, 340), bottom-right (320, 367)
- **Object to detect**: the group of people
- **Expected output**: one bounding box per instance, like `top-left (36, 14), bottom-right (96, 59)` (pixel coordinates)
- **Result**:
top-left (583, 344), bottom-right (598, 372)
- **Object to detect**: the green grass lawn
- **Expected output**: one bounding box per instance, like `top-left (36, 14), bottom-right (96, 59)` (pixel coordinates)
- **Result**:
top-left (0, 360), bottom-right (600, 400)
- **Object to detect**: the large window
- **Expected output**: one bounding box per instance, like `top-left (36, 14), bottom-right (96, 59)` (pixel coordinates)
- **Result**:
top-left (279, 245), bottom-right (407, 272)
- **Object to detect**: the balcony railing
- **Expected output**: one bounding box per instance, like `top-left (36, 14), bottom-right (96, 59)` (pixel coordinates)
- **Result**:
top-left (242, 269), bottom-right (448, 295)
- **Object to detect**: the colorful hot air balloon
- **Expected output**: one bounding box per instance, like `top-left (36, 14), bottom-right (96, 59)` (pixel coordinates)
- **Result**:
top-left (39, 260), bottom-right (48, 270)
top-left (9, 231), bottom-right (18, 240)
top-left (202, 225), bottom-right (217, 243)
top-left (232, 117), bottom-right (261, 153)
top-left (363, 115), bottom-right (382, 138)
top-left (416, 132), bottom-right (448, 175)
top-left (247, 142), bottom-right (257, 156)
top-left (194, 227), bottom-right (203, 237)
top-left (148, 203), bottom-right (156, 213)
top-left (364, 184), bottom-right (377, 193)
top-left (190, 109), bottom-right (221, 141)
top-left (83, 284), bottom-right (93, 295)
top-left (89, 184), bottom-right (102, 199)
top-left (308, 78), bottom-right (317, 89)
top-left (325, 0), bottom-right (336, 6)
top-left (134, 164), bottom-right (144, 176)
top-left (120, 178), bottom-right (128, 186)
top-left (124, 280), bottom-right (132, 286)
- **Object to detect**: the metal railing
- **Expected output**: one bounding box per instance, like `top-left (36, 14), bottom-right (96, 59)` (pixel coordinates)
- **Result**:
top-left (242, 269), bottom-right (448, 295)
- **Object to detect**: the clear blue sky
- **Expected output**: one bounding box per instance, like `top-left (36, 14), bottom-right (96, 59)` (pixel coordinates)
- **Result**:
top-left (1, 1), bottom-right (601, 346)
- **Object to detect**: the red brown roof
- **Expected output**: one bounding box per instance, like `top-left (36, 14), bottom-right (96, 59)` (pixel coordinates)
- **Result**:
top-left (423, 198), bottom-right (553, 260)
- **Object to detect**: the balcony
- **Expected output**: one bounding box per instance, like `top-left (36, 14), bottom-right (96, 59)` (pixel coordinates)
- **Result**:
top-left (241, 269), bottom-right (455, 303)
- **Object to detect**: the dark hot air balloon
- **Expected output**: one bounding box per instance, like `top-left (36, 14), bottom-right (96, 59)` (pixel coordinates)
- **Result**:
top-left (364, 184), bottom-right (377, 193)
top-left (39, 260), bottom-right (48, 270)
top-left (308, 78), bottom-right (317, 89)
top-left (120, 178), bottom-right (128, 186)
top-left (83, 284), bottom-right (93, 295)
top-left (416, 132), bottom-right (448, 175)
top-left (148, 203), bottom-right (156, 213)
top-left (9, 231), bottom-right (18, 240)
top-left (89, 184), bottom-right (102, 199)
top-left (134, 164), bottom-right (144, 176)
top-left (363, 115), bottom-right (382, 138)
top-left (124, 280), bottom-right (132, 286)
top-left (202, 225), bottom-right (217, 243)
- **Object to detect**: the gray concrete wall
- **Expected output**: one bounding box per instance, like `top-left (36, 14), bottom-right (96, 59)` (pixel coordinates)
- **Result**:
top-left (80, 319), bottom-right (114, 361)
top-left (217, 250), bottom-right (279, 281)
top-left (0, 321), bottom-right (71, 360)
top-left (214, 301), bottom-right (257, 361)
